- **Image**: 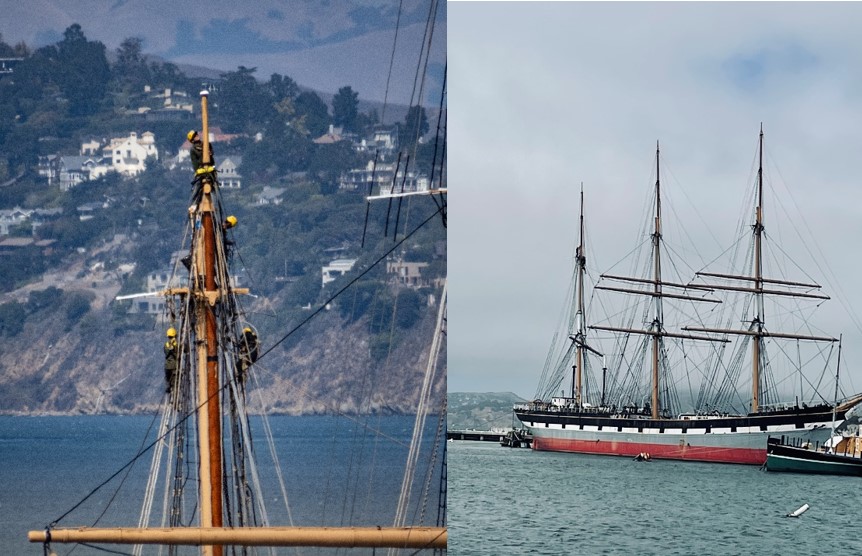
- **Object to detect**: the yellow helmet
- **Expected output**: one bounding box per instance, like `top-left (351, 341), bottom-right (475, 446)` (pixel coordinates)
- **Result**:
top-left (225, 215), bottom-right (237, 228)
top-left (167, 327), bottom-right (177, 338)
top-left (243, 327), bottom-right (252, 334)
top-left (187, 130), bottom-right (198, 142)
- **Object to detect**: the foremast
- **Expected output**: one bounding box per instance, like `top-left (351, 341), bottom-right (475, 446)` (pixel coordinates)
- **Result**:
top-left (590, 143), bottom-right (725, 419)
top-left (569, 184), bottom-right (602, 407)
top-left (684, 125), bottom-right (835, 414)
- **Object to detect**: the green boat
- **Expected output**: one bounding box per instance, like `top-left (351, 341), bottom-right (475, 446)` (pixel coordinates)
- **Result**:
top-left (765, 436), bottom-right (862, 476)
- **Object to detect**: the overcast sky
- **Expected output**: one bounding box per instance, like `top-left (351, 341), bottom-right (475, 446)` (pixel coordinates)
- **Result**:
top-left (449, 2), bottom-right (862, 399)
top-left (0, 0), bottom-right (446, 105)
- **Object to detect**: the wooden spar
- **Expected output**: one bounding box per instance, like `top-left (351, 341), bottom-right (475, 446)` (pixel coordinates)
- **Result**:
top-left (652, 142), bottom-right (662, 420)
top-left (28, 527), bottom-right (447, 549)
top-left (681, 326), bottom-right (836, 343)
top-left (593, 285), bottom-right (722, 303)
top-left (752, 124), bottom-right (765, 414)
top-left (600, 274), bottom-right (715, 292)
top-left (201, 90), bottom-right (212, 167)
top-left (198, 90), bottom-right (223, 556)
top-left (589, 325), bottom-right (729, 343)
top-left (680, 282), bottom-right (829, 300)
top-left (574, 184), bottom-right (585, 405)
top-left (694, 271), bottom-right (821, 289)
top-left (194, 199), bottom-right (213, 552)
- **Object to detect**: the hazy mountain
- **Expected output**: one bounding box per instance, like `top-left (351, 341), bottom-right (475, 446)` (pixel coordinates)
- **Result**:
top-left (448, 392), bottom-right (525, 431)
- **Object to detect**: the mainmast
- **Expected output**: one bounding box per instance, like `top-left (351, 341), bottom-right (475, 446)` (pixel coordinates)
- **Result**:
top-left (590, 143), bottom-right (726, 419)
top-left (195, 90), bottom-right (223, 556)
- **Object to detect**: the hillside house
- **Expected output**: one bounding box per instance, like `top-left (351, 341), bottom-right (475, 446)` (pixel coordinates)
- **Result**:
top-left (106, 131), bottom-right (158, 176)
top-left (339, 160), bottom-right (430, 194)
top-left (386, 259), bottom-right (430, 287)
top-left (59, 156), bottom-right (100, 191)
top-left (322, 258), bottom-right (357, 286)
top-left (0, 207), bottom-right (32, 235)
top-left (257, 186), bottom-right (286, 206)
top-left (218, 156), bottom-right (243, 189)
top-left (354, 125), bottom-right (399, 154)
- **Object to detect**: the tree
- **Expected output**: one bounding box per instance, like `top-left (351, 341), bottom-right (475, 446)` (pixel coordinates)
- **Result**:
top-left (295, 91), bottom-right (330, 137)
top-left (267, 73), bottom-right (299, 102)
top-left (113, 37), bottom-right (151, 92)
top-left (55, 24), bottom-right (111, 117)
top-left (399, 106), bottom-right (429, 152)
top-left (332, 86), bottom-right (359, 132)
top-left (217, 66), bottom-right (272, 133)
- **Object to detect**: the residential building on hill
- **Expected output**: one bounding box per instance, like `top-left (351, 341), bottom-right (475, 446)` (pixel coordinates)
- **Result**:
top-left (339, 159), bottom-right (429, 194)
top-left (218, 156), bottom-right (243, 189)
top-left (322, 258), bottom-right (357, 286)
top-left (386, 259), bottom-right (430, 287)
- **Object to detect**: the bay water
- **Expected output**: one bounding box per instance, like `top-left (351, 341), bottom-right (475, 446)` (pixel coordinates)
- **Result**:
top-left (449, 441), bottom-right (862, 555)
top-left (0, 415), bottom-right (443, 555)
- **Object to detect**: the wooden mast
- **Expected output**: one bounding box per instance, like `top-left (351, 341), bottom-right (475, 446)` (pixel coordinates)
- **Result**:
top-left (751, 124), bottom-right (765, 413)
top-left (573, 185), bottom-right (586, 406)
top-left (588, 143), bottom-right (726, 419)
top-left (684, 125), bottom-right (837, 412)
top-left (30, 92), bottom-right (448, 554)
top-left (198, 89), bottom-right (223, 556)
top-left (651, 142), bottom-right (663, 419)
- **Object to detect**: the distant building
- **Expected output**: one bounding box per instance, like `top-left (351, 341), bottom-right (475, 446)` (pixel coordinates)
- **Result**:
top-left (314, 125), bottom-right (344, 145)
top-left (386, 259), bottom-right (430, 287)
top-left (354, 125), bottom-right (399, 154)
top-left (339, 159), bottom-right (429, 194)
top-left (106, 131), bottom-right (158, 176)
top-left (256, 186), bottom-right (286, 206)
top-left (322, 258), bottom-right (357, 286)
top-left (37, 155), bottom-right (60, 186)
top-left (0, 207), bottom-right (32, 235)
top-left (218, 156), bottom-right (243, 189)
top-left (58, 156), bottom-right (100, 191)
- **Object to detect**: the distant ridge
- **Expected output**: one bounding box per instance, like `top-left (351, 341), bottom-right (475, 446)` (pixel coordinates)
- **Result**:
top-left (448, 392), bottom-right (526, 430)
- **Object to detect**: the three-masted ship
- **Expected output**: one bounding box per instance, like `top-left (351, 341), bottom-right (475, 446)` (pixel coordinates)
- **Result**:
top-left (29, 92), bottom-right (446, 553)
top-left (515, 130), bottom-right (862, 465)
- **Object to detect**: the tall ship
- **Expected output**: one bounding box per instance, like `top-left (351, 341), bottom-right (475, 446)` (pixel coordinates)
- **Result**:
top-left (28, 92), bottom-right (447, 553)
top-left (515, 129), bottom-right (862, 465)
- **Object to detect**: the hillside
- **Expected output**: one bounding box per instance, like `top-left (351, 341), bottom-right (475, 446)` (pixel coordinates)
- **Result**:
top-left (447, 392), bottom-right (526, 430)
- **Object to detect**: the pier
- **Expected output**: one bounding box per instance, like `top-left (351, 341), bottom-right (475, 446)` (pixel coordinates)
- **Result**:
top-left (446, 429), bottom-right (533, 448)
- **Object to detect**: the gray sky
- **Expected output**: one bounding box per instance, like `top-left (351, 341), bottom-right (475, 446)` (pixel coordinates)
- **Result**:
top-left (449, 2), bottom-right (862, 399)
top-left (1, 0), bottom-right (446, 105)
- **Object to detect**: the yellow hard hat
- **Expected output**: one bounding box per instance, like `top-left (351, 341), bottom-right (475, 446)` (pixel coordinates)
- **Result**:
top-left (243, 327), bottom-right (252, 334)
top-left (225, 215), bottom-right (237, 227)
top-left (187, 130), bottom-right (198, 142)
top-left (167, 327), bottom-right (177, 338)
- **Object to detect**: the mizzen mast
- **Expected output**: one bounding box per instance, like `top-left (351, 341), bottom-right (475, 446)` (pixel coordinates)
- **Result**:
top-left (684, 125), bottom-right (836, 414)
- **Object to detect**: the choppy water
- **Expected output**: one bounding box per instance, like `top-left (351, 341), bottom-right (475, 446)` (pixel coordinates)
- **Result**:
top-left (0, 415), bottom-right (443, 555)
top-left (449, 441), bottom-right (862, 555)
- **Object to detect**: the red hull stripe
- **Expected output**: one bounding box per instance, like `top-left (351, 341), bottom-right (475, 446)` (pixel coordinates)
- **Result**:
top-left (533, 437), bottom-right (765, 465)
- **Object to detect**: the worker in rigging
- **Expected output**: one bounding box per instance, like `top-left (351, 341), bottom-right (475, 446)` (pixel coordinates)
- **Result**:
top-left (164, 327), bottom-right (179, 393)
top-left (237, 327), bottom-right (259, 382)
top-left (187, 130), bottom-right (215, 174)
